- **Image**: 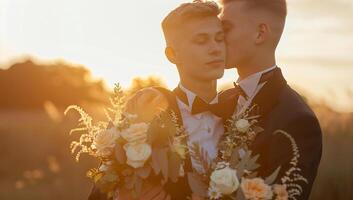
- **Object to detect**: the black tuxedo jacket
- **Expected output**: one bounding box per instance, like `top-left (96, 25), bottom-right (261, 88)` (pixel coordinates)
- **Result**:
top-left (88, 69), bottom-right (322, 200)
top-left (222, 68), bottom-right (322, 200)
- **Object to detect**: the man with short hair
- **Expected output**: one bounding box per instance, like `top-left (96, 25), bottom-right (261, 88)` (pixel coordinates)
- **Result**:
top-left (219, 0), bottom-right (322, 199)
top-left (88, 1), bottom-right (229, 199)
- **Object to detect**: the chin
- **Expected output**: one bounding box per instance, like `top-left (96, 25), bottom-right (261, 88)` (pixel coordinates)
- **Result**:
top-left (225, 60), bottom-right (237, 69)
top-left (211, 71), bottom-right (225, 80)
top-left (225, 65), bottom-right (235, 69)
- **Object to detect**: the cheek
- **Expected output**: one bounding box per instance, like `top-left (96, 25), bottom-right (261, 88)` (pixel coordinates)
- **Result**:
top-left (186, 46), bottom-right (208, 63)
top-left (227, 29), bottom-right (253, 52)
top-left (177, 46), bottom-right (206, 70)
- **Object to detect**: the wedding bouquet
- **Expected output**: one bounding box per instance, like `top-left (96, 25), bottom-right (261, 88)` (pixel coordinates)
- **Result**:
top-left (187, 105), bottom-right (307, 200)
top-left (65, 85), bottom-right (188, 199)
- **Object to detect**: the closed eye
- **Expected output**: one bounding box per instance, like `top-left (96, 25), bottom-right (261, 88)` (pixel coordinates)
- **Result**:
top-left (192, 34), bottom-right (208, 45)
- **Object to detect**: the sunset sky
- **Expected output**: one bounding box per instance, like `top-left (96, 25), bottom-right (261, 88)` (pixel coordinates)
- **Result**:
top-left (0, 0), bottom-right (352, 112)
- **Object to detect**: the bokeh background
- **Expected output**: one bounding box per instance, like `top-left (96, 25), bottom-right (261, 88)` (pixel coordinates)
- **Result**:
top-left (0, 0), bottom-right (352, 199)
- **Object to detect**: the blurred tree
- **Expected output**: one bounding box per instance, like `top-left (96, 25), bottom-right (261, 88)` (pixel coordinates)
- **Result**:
top-left (0, 58), bottom-right (110, 110)
top-left (126, 76), bottom-right (167, 96)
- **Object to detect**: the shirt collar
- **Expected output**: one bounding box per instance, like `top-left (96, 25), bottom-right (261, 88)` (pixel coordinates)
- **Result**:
top-left (178, 83), bottom-right (219, 108)
top-left (236, 65), bottom-right (277, 98)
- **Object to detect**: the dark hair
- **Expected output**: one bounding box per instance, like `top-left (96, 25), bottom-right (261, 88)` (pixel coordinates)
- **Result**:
top-left (162, 0), bottom-right (220, 45)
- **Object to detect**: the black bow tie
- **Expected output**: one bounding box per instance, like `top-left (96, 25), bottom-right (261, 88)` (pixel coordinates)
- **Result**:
top-left (173, 87), bottom-right (225, 117)
top-left (191, 96), bottom-right (223, 116)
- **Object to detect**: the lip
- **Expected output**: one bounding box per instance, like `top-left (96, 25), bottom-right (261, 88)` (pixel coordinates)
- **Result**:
top-left (206, 59), bottom-right (225, 66)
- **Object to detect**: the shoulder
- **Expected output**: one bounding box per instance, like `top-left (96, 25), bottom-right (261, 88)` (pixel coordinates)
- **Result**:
top-left (219, 86), bottom-right (239, 101)
top-left (270, 85), bottom-right (321, 131)
top-left (279, 86), bottom-right (316, 118)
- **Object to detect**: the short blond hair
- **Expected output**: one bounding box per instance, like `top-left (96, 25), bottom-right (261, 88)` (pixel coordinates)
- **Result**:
top-left (221, 0), bottom-right (287, 19)
top-left (162, 0), bottom-right (220, 46)
top-left (222, 0), bottom-right (286, 48)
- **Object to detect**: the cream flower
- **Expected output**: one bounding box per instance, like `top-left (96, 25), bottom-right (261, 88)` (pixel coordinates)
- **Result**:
top-left (273, 184), bottom-right (288, 200)
top-left (208, 185), bottom-right (222, 200)
top-left (210, 166), bottom-right (239, 195)
top-left (93, 127), bottom-right (120, 157)
top-left (120, 123), bottom-right (149, 144)
top-left (236, 119), bottom-right (251, 133)
top-left (241, 178), bottom-right (273, 200)
top-left (124, 143), bottom-right (152, 168)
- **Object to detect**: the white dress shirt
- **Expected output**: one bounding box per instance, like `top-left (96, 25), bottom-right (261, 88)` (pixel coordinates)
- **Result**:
top-left (176, 84), bottom-right (224, 173)
top-left (236, 65), bottom-right (277, 116)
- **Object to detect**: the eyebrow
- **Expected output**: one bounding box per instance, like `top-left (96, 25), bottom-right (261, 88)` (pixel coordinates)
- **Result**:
top-left (193, 33), bottom-right (209, 37)
top-left (192, 29), bottom-right (225, 37)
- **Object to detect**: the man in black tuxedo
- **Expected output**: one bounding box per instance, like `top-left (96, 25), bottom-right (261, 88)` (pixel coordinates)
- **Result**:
top-left (88, 1), bottom-right (228, 199)
top-left (219, 0), bottom-right (322, 199)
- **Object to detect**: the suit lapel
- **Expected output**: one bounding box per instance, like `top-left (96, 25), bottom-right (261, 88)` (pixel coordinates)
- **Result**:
top-left (249, 68), bottom-right (287, 149)
top-left (218, 87), bottom-right (240, 123)
top-left (153, 87), bottom-right (194, 173)
top-left (251, 68), bottom-right (287, 124)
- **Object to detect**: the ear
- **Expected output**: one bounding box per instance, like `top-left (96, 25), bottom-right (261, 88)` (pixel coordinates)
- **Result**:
top-left (255, 23), bottom-right (269, 45)
top-left (165, 47), bottom-right (177, 64)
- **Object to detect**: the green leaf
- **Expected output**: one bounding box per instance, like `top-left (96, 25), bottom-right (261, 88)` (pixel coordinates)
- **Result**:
top-left (187, 172), bottom-right (208, 197)
top-left (115, 143), bottom-right (126, 164)
top-left (136, 165), bottom-right (152, 179)
top-left (264, 166), bottom-right (281, 185)
top-left (147, 112), bottom-right (176, 147)
top-left (236, 151), bottom-right (252, 177)
top-left (246, 154), bottom-right (261, 171)
top-left (151, 148), bottom-right (168, 181)
top-left (124, 174), bottom-right (136, 190)
top-left (234, 188), bottom-right (246, 200)
top-left (253, 126), bottom-right (264, 134)
top-left (168, 152), bottom-right (182, 182)
top-left (151, 150), bottom-right (161, 175)
top-left (230, 147), bottom-right (241, 168)
top-left (189, 143), bottom-right (211, 173)
top-left (102, 173), bottom-right (119, 182)
top-left (134, 177), bottom-right (143, 197)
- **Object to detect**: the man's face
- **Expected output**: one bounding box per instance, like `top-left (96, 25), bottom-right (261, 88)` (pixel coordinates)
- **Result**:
top-left (172, 16), bottom-right (226, 82)
top-left (220, 2), bottom-right (257, 68)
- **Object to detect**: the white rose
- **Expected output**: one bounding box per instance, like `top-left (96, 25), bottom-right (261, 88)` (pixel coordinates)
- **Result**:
top-left (236, 119), bottom-right (251, 133)
top-left (93, 128), bottom-right (120, 157)
top-left (124, 143), bottom-right (152, 168)
top-left (210, 166), bottom-right (239, 195)
top-left (121, 123), bottom-right (149, 144)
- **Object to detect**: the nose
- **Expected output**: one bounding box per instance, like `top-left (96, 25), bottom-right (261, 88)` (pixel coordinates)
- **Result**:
top-left (208, 40), bottom-right (223, 56)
